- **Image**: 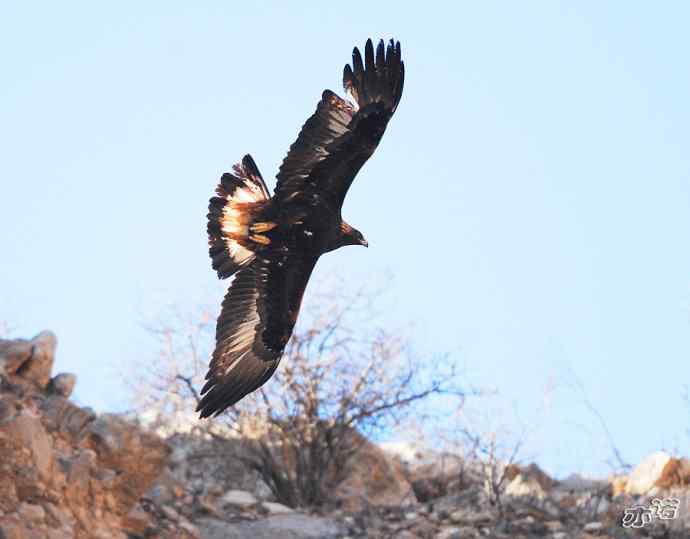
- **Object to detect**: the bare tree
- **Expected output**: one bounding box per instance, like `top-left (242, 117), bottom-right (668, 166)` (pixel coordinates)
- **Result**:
top-left (132, 281), bottom-right (467, 508)
top-left (567, 369), bottom-right (631, 474)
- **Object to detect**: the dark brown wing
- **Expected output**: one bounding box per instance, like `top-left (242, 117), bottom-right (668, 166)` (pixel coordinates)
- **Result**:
top-left (274, 38), bottom-right (404, 209)
top-left (197, 253), bottom-right (318, 418)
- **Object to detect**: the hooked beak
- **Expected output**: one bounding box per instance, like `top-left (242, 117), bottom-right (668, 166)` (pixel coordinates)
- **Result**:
top-left (360, 238), bottom-right (369, 248)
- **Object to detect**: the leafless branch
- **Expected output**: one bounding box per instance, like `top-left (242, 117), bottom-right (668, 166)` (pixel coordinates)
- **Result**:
top-left (134, 280), bottom-right (469, 508)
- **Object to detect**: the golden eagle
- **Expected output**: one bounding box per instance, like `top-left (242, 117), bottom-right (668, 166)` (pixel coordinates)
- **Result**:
top-left (198, 38), bottom-right (404, 418)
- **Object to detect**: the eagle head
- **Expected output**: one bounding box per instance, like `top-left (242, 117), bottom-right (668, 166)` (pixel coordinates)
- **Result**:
top-left (339, 220), bottom-right (368, 248)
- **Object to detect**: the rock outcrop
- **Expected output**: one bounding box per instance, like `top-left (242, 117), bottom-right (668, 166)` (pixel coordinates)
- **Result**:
top-left (0, 332), bottom-right (180, 538)
top-left (3, 331), bottom-right (690, 538)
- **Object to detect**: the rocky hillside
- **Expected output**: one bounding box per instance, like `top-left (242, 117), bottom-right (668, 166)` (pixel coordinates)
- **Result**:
top-left (1, 332), bottom-right (689, 538)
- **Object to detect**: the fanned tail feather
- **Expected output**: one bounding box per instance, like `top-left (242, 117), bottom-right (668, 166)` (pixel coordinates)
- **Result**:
top-left (207, 155), bottom-right (270, 279)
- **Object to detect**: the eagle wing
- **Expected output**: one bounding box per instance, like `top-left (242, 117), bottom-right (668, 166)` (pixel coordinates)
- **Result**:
top-left (197, 253), bottom-right (317, 417)
top-left (274, 38), bottom-right (404, 209)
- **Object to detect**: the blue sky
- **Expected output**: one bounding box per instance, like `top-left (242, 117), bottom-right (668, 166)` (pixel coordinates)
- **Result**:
top-left (2, 2), bottom-right (689, 477)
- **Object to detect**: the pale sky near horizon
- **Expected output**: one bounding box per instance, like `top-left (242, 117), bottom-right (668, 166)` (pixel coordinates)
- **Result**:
top-left (2, 2), bottom-right (690, 478)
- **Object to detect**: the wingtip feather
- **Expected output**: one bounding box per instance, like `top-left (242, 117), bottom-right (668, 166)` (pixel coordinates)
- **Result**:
top-left (341, 37), bottom-right (404, 113)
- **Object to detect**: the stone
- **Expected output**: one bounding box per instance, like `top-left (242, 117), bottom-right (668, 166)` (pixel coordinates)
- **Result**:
top-left (1, 410), bottom-right (55, 481)
top-left (431, 487), bottom-right (489, 519)
top-left (591, 496), bottom-right (610, 515)
top-left (94, 468), bottom-right (117, 487)
top-left (558, 473), bottom-right (608, 492)
top-left (146, 483), bottom-right (176, 505)
top-left (0, 520), bottom-right (25, 539)
top-left (253, 478), bottom-right (273, 500)
top-left (85, 414), bottom-right (171, 512)
top-left (47, 373), bottom-right (76, 398)
top-left (239, 514), bottom-right (341, 538)
top-left (15, 331), bottom-right (57, 388)
top-left (198, 495), bottom-right (223, 518)
top-left (0, 397), bottom-right (17, 423)
top-left (43, 502), bottom-right (73, 528)
top-left (448, 509), bottom-right (492, 526)
top-left (121, 505), bottom-right (152, 535)
top-left (626, 452), bottom-right (672, 495)
top-left (262, 501), bottom-right (294, 514)
top-left (40, 396), bottom-right (96, 442)
top-left (161, 505), bottom-right (180, 521)
top-left (545, 520), bottom-right (563, 531)
top-left (220, 489), bottom-right (258, 508)
top-left (435, 527), bottom-right (463, 539)
top-left (505, 473), bottom-right (547, 499)
top-left (17, 502), bottom-right (45, 522)
top-left (0, 338), bottom-right (33, 375)
top-left (60, 449), bottom-right (96, 494)
top-left (333, 428), bottom-right (411, 510)
top-left (179, 520), bottom-right (201, 536)
top-left (522, 463), bottom-right (555, 491)
top-left (412, 476), bottom-right (446, 502)
top-left (454, 526), bottom-right (480, 539)
top-left (583, 521), bottom-right (603, 532)
top-left (46, 529), bottom-right (74, 539)
top-left (655, 456), bottom-right (690, 488)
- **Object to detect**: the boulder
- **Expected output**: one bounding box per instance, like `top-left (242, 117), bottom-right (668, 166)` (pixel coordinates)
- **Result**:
top-left (85, 414), bottom-right (172, 512)
top-left (626, 452), bottom-right (672, 495)
top-left (558, 473), bottom-right (608, 492)
top-left (262, 501), bottom-right (294, 514)
top-left (0, 338), bottom-right (33, 375)
top-left (412, 476), bottom-right (447, 503)
top-left (12, 332), bottom-right (57, 388)
top-left (0, 331), bottom-right (179, 538)
top-left (220, 489), bottom-right (258, 508)
top-left (0, 409), bottom-right (55, 482)
top-left (334, 430), bottom-right (411, 510)
top-left (654, 457), bottom-right (690, 489)
top-left (47, 373), bottom-right (77, 398)
top-left (197, 514), bottom-right (341, 539)
top-left (583, 521), bottom-right (604, 532)
top-left (505, 472), bottom-right (547, 499)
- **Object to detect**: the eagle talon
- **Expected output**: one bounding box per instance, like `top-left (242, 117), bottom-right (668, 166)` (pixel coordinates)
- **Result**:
top-left (249, 233), bottom-right (271, 245)
top-left (251, 221), bottom-right (277, 233)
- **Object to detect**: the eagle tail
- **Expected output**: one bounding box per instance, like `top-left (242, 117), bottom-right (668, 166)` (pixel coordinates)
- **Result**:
top-left (343, 38), bottom-right (404, 115)
top-left (207, 154), bottom-right (271, 279)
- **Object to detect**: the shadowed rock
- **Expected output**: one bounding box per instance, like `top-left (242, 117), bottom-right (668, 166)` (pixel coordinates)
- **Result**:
top-left (1, 331), bottom-right (57, 389)
top-left (47, 373), bottom-right (77, 398)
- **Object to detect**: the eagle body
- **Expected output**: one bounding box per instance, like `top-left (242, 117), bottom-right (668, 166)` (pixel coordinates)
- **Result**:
top-left (256, 195), bottom-right (347, 255)
top-left (198, 39), bottom-right (404, 418)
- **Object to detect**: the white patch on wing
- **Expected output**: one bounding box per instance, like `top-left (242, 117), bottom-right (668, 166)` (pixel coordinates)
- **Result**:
top-left (224, 240), bottom-right (253, 266)
top-left (345, 87), bottom-right (360, 111)
top-left (233, 181), bottom-right (264, 203)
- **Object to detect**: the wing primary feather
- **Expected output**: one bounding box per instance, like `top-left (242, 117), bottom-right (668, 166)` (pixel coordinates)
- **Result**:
top-left (352, 45), bottom-right (365, 102)
top-left (274, 38), bottom-right (404, 208)
top-left (375, 39), bottom-right (385, 73)
top-left (364, 38), bottom-right (376, 101)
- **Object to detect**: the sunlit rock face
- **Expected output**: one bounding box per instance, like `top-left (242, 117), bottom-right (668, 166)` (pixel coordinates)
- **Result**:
top-left (3, 331), bottom-right (690, 538)
top-left (0, 332), bottom-right (175, 539)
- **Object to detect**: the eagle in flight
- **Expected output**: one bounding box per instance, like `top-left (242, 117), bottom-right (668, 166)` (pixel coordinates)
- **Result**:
top-left (197, 38), bottom-right (404, 418)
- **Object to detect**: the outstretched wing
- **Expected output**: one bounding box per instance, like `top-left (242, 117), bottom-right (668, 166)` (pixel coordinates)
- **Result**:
top-left (197, 253), bottom-right (317, 418)
top-left (274, 38), bottom-right (404, 209)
